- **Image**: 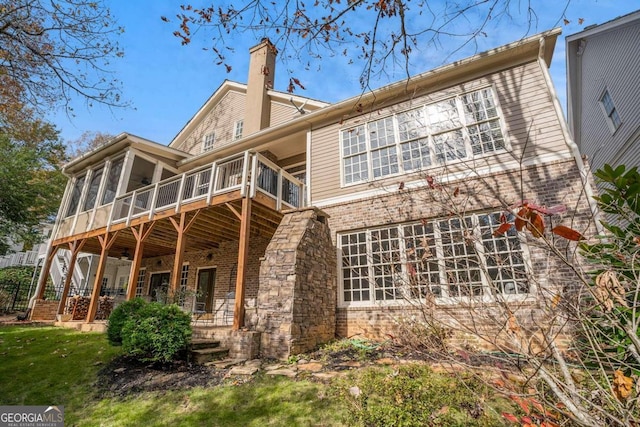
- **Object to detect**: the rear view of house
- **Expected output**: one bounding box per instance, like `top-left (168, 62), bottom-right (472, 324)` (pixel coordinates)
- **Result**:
top-left (32, 29), bottom-right (598, 359)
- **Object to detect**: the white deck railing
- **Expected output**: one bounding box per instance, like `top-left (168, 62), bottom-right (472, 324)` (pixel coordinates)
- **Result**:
top-left (109, 152), bottom-right (305, 227)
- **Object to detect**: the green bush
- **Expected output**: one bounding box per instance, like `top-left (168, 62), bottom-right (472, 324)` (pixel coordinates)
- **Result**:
top-left (121, 302), bottom-right (192, 363)
top-left (106, 298), bottom-right (147, 346)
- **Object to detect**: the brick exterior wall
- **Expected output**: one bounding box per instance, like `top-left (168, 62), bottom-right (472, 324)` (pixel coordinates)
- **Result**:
top-left (30, 300), bottom-right (59, 321)
top-left (257, 207), bottom-right (337, 359)
top-left (322, 158), bottom-right (598, 352)
top-left (139, 236), bottom-right (271, 315)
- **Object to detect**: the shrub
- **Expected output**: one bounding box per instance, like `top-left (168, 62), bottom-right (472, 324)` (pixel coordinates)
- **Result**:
top-left (121, 302), bottom-right (192, 363)
top-left (106, 298), bottom-right (147, 346)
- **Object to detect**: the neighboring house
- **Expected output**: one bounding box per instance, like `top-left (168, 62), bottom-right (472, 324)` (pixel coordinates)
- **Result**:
top-left (566, 10), bottom-right (640, 185)
top-left (32, 31), bottom-right (598, 359)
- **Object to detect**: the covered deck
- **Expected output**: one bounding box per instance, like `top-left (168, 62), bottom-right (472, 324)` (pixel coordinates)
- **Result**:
top-left (35, 151), bottom-right (305, 329)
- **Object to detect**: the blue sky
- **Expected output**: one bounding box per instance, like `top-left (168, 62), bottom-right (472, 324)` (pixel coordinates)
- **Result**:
top-left (48, 1), bottom-right (640, 146)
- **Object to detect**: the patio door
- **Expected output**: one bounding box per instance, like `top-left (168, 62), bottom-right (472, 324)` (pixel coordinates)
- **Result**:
top-left (149, 272), bottom-right (170, 303)
top-left (196, 268), bottom-right (216, 312)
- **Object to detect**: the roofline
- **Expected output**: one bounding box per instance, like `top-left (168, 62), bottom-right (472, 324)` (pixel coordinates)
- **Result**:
top-left (63, 132), bottom-right (189, 175)
top-left (566, 10), bottom-right (640, 42)
top-left (178, 28), bottom-right (561, 169)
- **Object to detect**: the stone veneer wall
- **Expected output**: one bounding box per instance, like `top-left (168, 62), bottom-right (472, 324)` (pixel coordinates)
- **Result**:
top-left (320, 158), bottom-right (598, 351)
top-left (257, 207), bottom-right (337, 359)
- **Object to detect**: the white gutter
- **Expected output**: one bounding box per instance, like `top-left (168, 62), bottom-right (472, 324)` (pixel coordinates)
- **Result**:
top-left (537, 37), bottom-right (604, 235)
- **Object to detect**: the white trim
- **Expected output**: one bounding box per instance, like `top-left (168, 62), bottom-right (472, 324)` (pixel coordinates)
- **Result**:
top-left (315, 151), bottom-right (574, 208)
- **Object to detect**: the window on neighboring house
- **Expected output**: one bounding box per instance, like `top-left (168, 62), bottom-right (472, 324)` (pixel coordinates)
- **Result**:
top-left (65, 174), bottom-right (86, 217)
top-left (338, 211), bottom-right (528, 305)
top-left (234, 120), bottom-right (244, 140)
top-left (82, 166), bottom-right (104, 211)
top-left (135, 268), bottom-right (146, 298)
top-left (600, 89), bottom-right (622, 132)
top-left (340, 87), bottom-right (506, 185)
top-left (102, 156), bottom-right (124, 205)
top-left (202, 132), bottom-right (216, 152)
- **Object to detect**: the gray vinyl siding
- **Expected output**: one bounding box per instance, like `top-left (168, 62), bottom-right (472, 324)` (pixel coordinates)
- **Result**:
top-left (310, 60), bottom-right (570, 204)
top-left (575, 20), bottom-right (640, 174)
top-left (174, 91), bottom-right (246, 155)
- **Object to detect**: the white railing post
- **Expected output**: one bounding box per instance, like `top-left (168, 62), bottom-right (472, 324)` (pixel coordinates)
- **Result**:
top-left (206, 161), bottom-right (217, 205)
top-left (250, 154), bottom-right (258, 198)
top-left (106, 199), bottom-right (116, 233)
top-left (126, 190), bottom-right (137, 227)
top-left (175, 174), bottom-right (187, 213)
top-left (149, 182), bottom-right (160, 220)
top-left (276, 169), bottom-right (283, 211)
top-left (240, 151), bottom-right (251, 197)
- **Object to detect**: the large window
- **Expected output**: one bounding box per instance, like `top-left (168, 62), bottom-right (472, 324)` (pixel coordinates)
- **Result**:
top-left (340, 87), bottom-right (506, 185)
top-left (339, 211), bottom-right (529, 305)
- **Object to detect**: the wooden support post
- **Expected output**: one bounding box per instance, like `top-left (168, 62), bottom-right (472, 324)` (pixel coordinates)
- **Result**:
top-left (35, 245), bottom-right (60, 300)
top-left (57, 239), bottom-right (86, 315)
top-left (233, 196), bottom-right (252, 330)
top-left (126, 222), bottom-right (155, 300)
top-left (168, 211), bottom-right (200, 297)
top-left (86, 231), bottom-right (119, 323)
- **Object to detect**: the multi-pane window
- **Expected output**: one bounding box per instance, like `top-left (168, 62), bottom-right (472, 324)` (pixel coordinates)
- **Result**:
top-left (234, 120), bottom-right (244, 140)
top-left (340, 87), bottom-right (506, 185)
top-left (202, 132), bottom-right (216, 152)
top-left (135, 268), bottom-right (146, 298)
top-left (65, 174), bottom-right (86, 217)
top-left (600, 89), bottom-right (622, 132)
top-left (339, 211), bottom-right (529, 305)
top-left (102, 156), bottom-right (124, 205)
top-left (341, 125), bottom-right (369, 184)
top-left (178, 264), bottom-right (189, 307)
top-left (83, 166), bottom-right (104, 211)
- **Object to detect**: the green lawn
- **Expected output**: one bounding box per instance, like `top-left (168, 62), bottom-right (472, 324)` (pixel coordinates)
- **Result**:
top-left (0, 325), bottom-right (509, 426)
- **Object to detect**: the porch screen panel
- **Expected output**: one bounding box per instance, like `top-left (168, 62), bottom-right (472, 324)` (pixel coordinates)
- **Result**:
top-left (102, 157), bottom-right (124, 205)
top-left (83, 166), bottom-right (104, 211)
top-left (65, 174), bottom-right (86, 217)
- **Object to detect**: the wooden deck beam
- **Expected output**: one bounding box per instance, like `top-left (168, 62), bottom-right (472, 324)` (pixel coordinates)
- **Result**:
top-left (57, 239), bottom-right (86, 315)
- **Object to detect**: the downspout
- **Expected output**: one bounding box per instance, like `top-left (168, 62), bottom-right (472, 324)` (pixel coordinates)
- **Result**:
top-left (537, 37), bottom-right (605, 235)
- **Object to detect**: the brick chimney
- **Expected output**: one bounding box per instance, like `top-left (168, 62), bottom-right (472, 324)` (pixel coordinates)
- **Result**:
top-left (244, 38), bottom-right (277, 136)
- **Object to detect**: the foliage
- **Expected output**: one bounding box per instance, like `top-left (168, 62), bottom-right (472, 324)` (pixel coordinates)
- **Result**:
top-left (0, 0), bottom-right (126, 118)
top-left (333, 364), bottom-right (507, 426)
top-left (578, 165), bottom-right (640, 375)
top-left (0, 128), bottom-right (66, 254)
top-left (121, 302), bottom-right (192, 363)
top-left (0, 266), bottom-right (34, 312)
top-left (165, 1), bottom-right (581, 91)
top-left (65, 130), bottom-right (115, 159)
top-left (106, 297), bottom-right (147, 346)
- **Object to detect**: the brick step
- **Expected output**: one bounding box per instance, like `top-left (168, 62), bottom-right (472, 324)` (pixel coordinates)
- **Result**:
top-left (191, 347), bottom-right (229, 364)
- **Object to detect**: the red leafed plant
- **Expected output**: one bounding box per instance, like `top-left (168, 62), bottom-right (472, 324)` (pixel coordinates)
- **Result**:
top-left (493, 201), bottom-right (583, 241)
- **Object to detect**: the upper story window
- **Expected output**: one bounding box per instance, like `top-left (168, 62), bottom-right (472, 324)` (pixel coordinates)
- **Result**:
top-left (202, 132), bottom-right (216, 152)
top-left (340, 87), bottom-right (506, 185)
top-left (82, 165), bottom-right (104, 212)
top-left (338, 211), bottom-right (528, 306)
top-left (234, 120), bottom-right (244, 140)
top-left (65, 174), bottom-right (86, 217)
top-left (600, 89), bottom-right (622, 133)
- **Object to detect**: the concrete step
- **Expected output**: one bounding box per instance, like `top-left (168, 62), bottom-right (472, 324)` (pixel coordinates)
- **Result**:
top-left (191, 347), bottom-right (230, 364)
top-left (190, 339), bottom-right (221, 350)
